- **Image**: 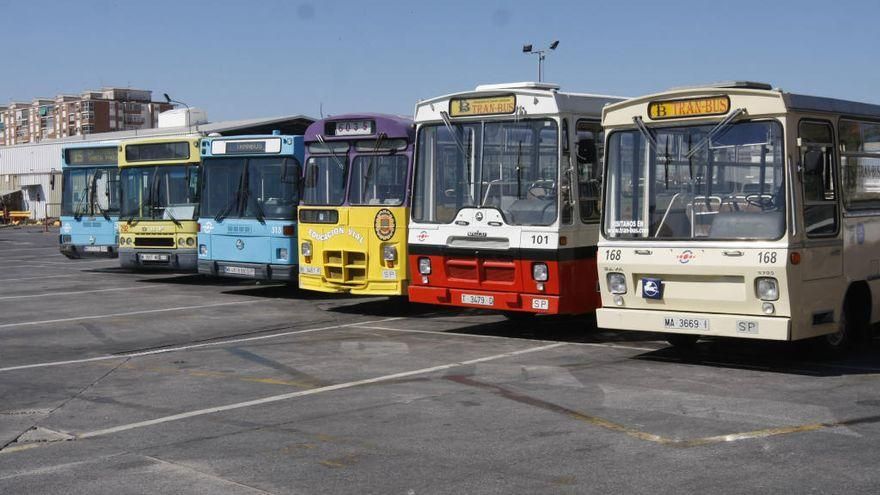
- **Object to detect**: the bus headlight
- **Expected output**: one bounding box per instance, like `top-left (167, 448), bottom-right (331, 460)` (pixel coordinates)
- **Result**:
top-left (383, 245), bottom-right (397, 262)
top-left (126, 237), bottom-right (134, 245)
top-left (178, 237), bottom-right (185, 246)
top-left (755, 277), bottom-right (779, 301)
top-left (607, 273), bottom-right (627, 294)
top-left (532, 262), bottom-right (549, 282)
top-left (301, 241), bottom-right (312, 258)
top-left (199, 244), bottom-right (208, 256)
top-left (186, 237), bottom-right (195, 247)
top-left (418, 257), bottom-right (432, 275)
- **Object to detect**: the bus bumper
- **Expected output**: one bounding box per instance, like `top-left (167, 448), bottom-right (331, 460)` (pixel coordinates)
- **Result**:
top-left (198, 260), bottom-right (295, 282)
top-left (60, 244), bottom-right (118, 259)
top-left (120, 249), bottom-right (198, 272)
top-left (298, 273), bottom-right (405, 296)
top-left (596, 308), bottom-right (791, 341)
top-left (408, 285), bottom-right (561, 314)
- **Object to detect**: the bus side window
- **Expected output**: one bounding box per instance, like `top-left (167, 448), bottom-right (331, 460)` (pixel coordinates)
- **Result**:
top-left (560, 119), bottom-right (573, 224)
top-left (576, 120), bottom-right (603, 223)
top-left (799, 121), bottom-right (838, 237)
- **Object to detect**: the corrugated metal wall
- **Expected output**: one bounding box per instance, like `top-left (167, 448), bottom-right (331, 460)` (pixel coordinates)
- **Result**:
top-left (0, 142), bottom-right (62, 175)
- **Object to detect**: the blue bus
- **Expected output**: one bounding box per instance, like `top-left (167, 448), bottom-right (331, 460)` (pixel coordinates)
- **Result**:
top-left (197, 133), bottom-right (304, 281)
top-left (60, 141), bottom-right (120, 258)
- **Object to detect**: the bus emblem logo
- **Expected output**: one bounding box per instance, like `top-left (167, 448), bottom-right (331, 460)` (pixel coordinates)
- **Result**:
top-left (677, 250), bottom-right (695, 264)
top-left (417, 231), bottom-right (428, 242)
top-left (235, 239), bottom-right (245, 250)
top-left (475, 211), bottom-right (484, 222)
top-left (374, 208), bottom-right (396, 241)
top-left (202, 221), bottom-right (214, 234)
top-left (641, 278), bottom-right (663, 299)
top-left (88, 236), bottom-right (96, 245)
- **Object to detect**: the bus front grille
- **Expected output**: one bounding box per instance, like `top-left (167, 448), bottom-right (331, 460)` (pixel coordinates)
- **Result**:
top-left (135, 237), bottom-right (175, 247)
top-left (323, 250), bottom-right (367, 285)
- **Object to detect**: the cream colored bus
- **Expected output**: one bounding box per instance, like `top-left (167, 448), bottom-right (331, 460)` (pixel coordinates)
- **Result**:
top-left (597, 82), bottom-right (880, 352)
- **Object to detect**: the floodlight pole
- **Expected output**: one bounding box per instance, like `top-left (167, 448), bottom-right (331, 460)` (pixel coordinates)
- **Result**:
top-left (164, 93), bottom-right (191, 130)
top-left (522, 41), bottom-right (559, 83)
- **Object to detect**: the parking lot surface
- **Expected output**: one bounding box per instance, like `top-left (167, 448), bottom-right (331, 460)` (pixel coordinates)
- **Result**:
top-left (2, 226), bottom-right (880, 494)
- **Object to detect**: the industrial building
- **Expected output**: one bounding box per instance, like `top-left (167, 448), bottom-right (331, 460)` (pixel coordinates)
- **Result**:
top-left (0, 109), bottom-right (314, 221)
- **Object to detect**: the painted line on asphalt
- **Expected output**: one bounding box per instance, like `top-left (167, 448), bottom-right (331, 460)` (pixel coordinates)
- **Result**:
top-left (354, 324), bottom-right (661, 352)
top-left (0, 317), bottom-right (404, 373)
top-left (0, 274), bottom-right (77, 282)
top-left (0, 285), bottom-right (160, 301)
top-left (0, 300), bottom-right (260, 331)
top-left (75, 342), bottom-right (567, 439)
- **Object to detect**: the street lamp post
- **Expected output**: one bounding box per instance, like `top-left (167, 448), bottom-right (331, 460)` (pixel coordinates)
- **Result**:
top-left (522, 40), bottom-right (560, 82)
top-left (163, 93), bottom-right (191, 130)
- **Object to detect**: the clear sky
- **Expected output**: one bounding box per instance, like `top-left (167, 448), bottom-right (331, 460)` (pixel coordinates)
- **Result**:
top-left (4, 0), bottom-right (879, 122)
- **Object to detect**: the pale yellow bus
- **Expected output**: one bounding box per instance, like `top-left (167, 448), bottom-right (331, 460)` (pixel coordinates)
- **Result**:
top-left (597, 82), bottom-right (880, 352)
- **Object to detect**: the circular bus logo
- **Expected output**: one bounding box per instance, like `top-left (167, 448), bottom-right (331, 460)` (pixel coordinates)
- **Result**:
top-left (677, 250), bottom-right (695, 264)
top-left (374, 209), bottom-right (396, 241)
top-left (235, 239), bottom-right (245, 250)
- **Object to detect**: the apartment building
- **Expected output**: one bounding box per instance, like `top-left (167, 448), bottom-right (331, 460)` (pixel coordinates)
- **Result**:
top-left (1, 87), bottom-right (173, 146)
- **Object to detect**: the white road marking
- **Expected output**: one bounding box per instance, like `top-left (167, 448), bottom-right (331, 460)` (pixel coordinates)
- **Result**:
top-left (76, 342), bottom-right (566, 439)
top-left (0, 300), bottom-right (260, 331)
top-left (0, 317), bottom-right (404, 373)
top-left (355, 325), bottom-right (661, 352)
top-left (0, 274), bottom-right (77, 282)
top-left (0, 285), bottom-right (160, 301)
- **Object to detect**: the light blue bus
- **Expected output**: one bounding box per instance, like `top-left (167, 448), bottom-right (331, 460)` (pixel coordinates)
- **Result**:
top-left (59, 141), bottom-right (120, 258)
top-left (197, 133), bottom-right (304, 281)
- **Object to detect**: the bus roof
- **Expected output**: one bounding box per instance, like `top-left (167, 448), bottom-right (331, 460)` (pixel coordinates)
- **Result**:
top-left (415, 82), bottom-right (625, 123)
top-left (603, 84), bottom-right (880, 127)
top-left (304, 113), bottom-right (414, 142)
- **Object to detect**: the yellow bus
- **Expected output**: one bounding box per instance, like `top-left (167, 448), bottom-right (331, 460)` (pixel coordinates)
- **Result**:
top-left (118, 135), bottom-right (202, 271)
top-left (298, 114), bottom-right (415, 295)
top-left (597, 81), bottom-right (880, 353)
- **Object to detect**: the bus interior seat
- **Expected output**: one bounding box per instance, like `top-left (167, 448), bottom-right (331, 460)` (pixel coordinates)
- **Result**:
top-left (709, 211), bottom-right (784, 238)
top-left (506, 198), bottom-right (556, 225)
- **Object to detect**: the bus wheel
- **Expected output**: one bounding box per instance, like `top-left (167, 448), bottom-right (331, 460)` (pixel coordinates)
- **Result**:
top-left (814, 295), bottom-right (865, 356)
top-left (503, 311), bottom-right (536, 321)
top-left (665, 334), bottom-right (699, 348)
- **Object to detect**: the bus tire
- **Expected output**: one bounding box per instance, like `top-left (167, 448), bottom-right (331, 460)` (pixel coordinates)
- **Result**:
top-left (665, 334), bottom-right (699, 348)
top-left (814, 287), bottom-right (869, 356)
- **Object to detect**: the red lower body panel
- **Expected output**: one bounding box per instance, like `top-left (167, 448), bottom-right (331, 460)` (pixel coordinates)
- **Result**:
top-left (407, 253), bottom-right (599, 315)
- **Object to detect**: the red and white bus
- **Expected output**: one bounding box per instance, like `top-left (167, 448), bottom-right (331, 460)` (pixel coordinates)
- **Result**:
top-left (408, 82), bottom-right (623, 316)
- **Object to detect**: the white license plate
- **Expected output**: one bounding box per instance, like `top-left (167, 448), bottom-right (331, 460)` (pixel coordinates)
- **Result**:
top-left (224, 266), bottom-right (255, 276)
top-left (140, 253), bottom-right (169, 262)
top-left (531, 298), bottom-right (549, 310)
top-left (299, 265), bottom-right (320, 275)
top-left (83, 246), bottom-right (107, 252)
top-left (663, 316), bottom-right (709, 330)
top-left (461, 294), bottom-right (494, 306)
top-left (381, 269), bottom-right (397, 280)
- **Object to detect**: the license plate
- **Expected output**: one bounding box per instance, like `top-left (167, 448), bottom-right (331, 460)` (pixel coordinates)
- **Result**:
top-left (83, 246), bottom-right (107, 252)
top-left (299, 265), bottom-right (320, 275)
top-left (381, 269), bottom-right (397, 280)
top-left (663, 316), bottom-right (709, 330)
top-left (461, 294), bottom-right (494, 306)
top-left (224, 266), bottom-right (255, 276)
top-left (140, 253), bottom-right (169, 262)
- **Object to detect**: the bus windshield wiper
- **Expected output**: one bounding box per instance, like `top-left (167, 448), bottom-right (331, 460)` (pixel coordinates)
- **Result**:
top-left (685, 108), bottom-right (745, 159)
top-left (164, 208), bottom-right (183, 228)
top-left (73, 186), bottom-right (89, 221)
top-left (439, 111), bottom-right (469, 158)
top-left (316, 135), bottom-right (346, 171)
top-left (215, 162), bottom-right (248, 222)
top-left (633, 117), bottom-right (658, 153)
top-left (240, 162), bottom-right (266, 224)
top-left (88, 171), bottom-right (111, 221)
top-left (362, 133), bottom-right (386, 200)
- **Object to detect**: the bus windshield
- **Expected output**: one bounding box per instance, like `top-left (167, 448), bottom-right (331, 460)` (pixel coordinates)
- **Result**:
top-left (302, 155), bottom-right (347, 206)
top-left (201, 157), bottom-right (300, 221)
top-left (604, 120), bottom-right (785, 240)
top-left (120, 165), bottom-right (199, 222)
top-left (348, 154), bottom-right (408, 205)
top-left (61, 167), bottom-right (119, 218)
top-left (413, 119), bottom-right (558, 225)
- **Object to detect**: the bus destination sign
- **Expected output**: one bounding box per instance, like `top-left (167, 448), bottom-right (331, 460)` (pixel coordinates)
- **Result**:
top-left (449, 95), bottom-right (516, 117)
top-left (648, 96), bottom-right (730, 120)
top-left (330, 120), bottom-right (374, 137)
top-left (65, 146), bottom-right (117, 166)
top-left (226, 141), bottom-right (266, 154)
top-left (211, 138), bottom-right (281, 155)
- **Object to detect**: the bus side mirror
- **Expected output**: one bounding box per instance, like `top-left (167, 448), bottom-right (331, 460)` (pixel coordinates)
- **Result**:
top-left (803, 149), bottom-right (823, 174)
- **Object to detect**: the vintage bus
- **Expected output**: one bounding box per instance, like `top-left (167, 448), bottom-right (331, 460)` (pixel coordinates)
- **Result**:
top-left (59, 141), bottom-right (120, 258)
top-left (197, 133), bottom-right (304, 281)
top-left (117, 135), bottom-right (202, 271)
top-left (298, 114), bottom-right (415, 295)
top-left (598, 81), bottom-right (880, 351)
top-left (408, 82), bottom-right (622, 316)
